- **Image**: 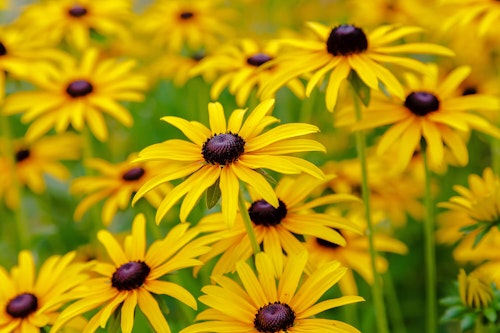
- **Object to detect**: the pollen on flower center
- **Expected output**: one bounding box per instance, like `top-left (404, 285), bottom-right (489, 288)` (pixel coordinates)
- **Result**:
top-left (248, 199), bottom-right (287, 227)
top-left (6, 293), bottom-right (38, 318)
top-left (111, 261), bottom-right (151, 291)
top-left (247, 53), bottom-right (273, 67)
top-left (202, 132), bottom-right (245, 165)
top-left (404, 91), bottom-right (440, 116)
top-left (122, 167), bottom-right (145, 181)
top-left (15, 149), bottom-right (30, 163)
top-left (66, 80), bottom-right (94, 98)
top-left (179, 11), bottom-right (194, 20)
top-left (0, 42), bottom-right (7, 56)
top-left (254, 301), bottom-right (295, 332)
top-left (68, 4), bottom-right (88, 18)
top-left (326, 24), bottom-right (368, 56)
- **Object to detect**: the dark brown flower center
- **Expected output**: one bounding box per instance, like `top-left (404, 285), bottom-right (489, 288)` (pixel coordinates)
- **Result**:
top-left (404, 91), bottom-right (440, 116)
top-left (68, 4), bottom-right (88, 18)
top-left (254, 301), bottom-right (295, 332)
top-left (6, 293), bottom-right (38, 318)
top-left (111, 261), bottom-right (150, 291)
top-left (15, 149), bottom-right (30, 163)
top-left (248, 199), bottom-right (287, 227)
top-left (122, 167), bottom-right (145, 181)
top-left (462, 86), bottom-right (477, 96)
top-left (66, 80), bottom-right (94, 98)
top-left (202, 132), bottom-right (245, 165)
top-left (247, 53), bottom-right (273, 67)
top-left (0, 42), bottom-right (7, 56)
top-left (179, 11), bottom-right (194, 20)
top-left (316, 228), bottom-right (343, 249)
top-left (326, 24), bottom-right (368, 56)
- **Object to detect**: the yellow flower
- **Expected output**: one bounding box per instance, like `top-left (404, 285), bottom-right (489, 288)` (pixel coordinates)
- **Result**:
top-left (441, 0), bottom-right (500, 37)
top-left (458, 268), bottom-right (494, 309)
top-left (71, 154), bottom-right (173, 226)
top-left (3, 49), bottom-right (148, 142)
top-left (260, 22), bottom-right (453, 111)
top-left (133, 99), bottom-right (325, 226)
top-left (190, 38), bottom-right (305, 106)
top-left (15, 0), bottom-right (132, 49)
top-left (344, 64), bottom-right (500, 171)
top-left (50, 214), bottom-right (210, 333)
top-left (195, 174), bottom-right (360, 277)
top-left (0, 251), bottom-right (89, 332)
top-left (180, 251), bottom-right (364, 333)
top-left (135, 0), bottom-right (236, 52)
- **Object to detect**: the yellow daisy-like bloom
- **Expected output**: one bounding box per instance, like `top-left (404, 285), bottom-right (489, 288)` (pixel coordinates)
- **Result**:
top-left (135, 0), bottom-right (236, 52)
top-left (133, 99), bottom-right (325, 226)
top-left (180, 251), bottom-right (364, 333)
top-left (260, 22), bottom-right (454, 111)
top-left (458, 268), bottom-right (494, 309)
top-left (344, 64), bottom-right (500, 171)
top-left (304, 208), bottom-right (408, 295)
top-left (50, 213), bottom-right (210, 333)
top-left (0, 251), bottom-right (89, 333)
top-left (195, 174), bottom-right (361, 277)
top-left (71, 154), bottom-right (173, 226)
top-left (440, 0), bottom-right (500, 37)
top-left (15, 0), bottom-right (132, 49)
top-left (190, 38), bottom-right (305, 106)
top-left (3, 49), bottom-right (148, 142)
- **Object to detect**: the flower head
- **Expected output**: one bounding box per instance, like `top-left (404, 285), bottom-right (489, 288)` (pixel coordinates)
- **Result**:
top-left (459, 268), bottom-right (494, 309)
top-left (50, 214), bottom-right (210, 333)
top-left (180, 251), bottom-right (364, 333)
top-left (133, 99), bottom-right (325, 226)
top-left (0, 251), bottom-right (89, 332)
top-left (260, 22), bottom-right (453, 111)
top-left (3, 49), bottom-right (148, 142)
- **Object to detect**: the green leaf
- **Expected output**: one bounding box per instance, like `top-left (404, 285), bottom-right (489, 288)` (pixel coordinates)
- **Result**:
top-left (348, 70), bottom-right (371, 107)
top-left (459, 224), bottom-right (479, 234)
top-left (483, 307), bottom-right (497, 323)
top-left (205, 177), bottom-right (221, 209)
top-left (460, 313), bottom-right (477, 332)
top-left (440, 296), bottom-right (461, 306)
top-left (473, 225), bottom-right (492, 248)
top-left (440, 305), bottom-right (468, 322)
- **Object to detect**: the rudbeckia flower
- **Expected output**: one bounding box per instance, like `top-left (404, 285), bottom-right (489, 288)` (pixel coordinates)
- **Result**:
top-left (3, 49), bottom-right (148, 142)
top-left (71, 154), bottom-right (173, 226)
top-left (180, 251), bottom-right (364, 333)
top-left (190, 38), bottom-right (304, 106)
top-left (133, 99), bottom-right (325, 226)
top-left (50, 214), bottom-right (210, 333)
top-left (342, 64), bottom-right (500, 170)
top-left (458, 268), bottom-right (494, 309)
top-left (0, 251), bottom-right (90, 332)
top-left (260, 22), bottom-right (454, 111)
top-left (195, 174), bottom-right (361, 277)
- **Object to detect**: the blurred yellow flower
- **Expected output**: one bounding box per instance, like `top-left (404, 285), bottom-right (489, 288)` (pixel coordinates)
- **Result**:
top-left (458, 268), bottom-right (494, 309)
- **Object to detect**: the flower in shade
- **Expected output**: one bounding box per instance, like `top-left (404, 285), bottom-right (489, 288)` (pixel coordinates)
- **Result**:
top-left (71, 154), bottom-right (173, 226)
top-left (50, 213), bottom-right (210, 333)
top-left (260, 22), bottom-right (454, 111)
top-left (341, 64), bottom-right (500, 171)
top-left (180, 251), bottom-right (364, 333)
top-left (3, 49), bottom-right (148, 142)
top-left (304, 208), bottom-right (408, 295)
top-left (190, 38), bottom-right (304, 106)
top-left (15, 0), bottom-right (132, 49)
top-left (132, 99), bottom-right (325, 226)
top-left (195, 174), bottom-right (361, 277)
top-left (0, 251), bottom-right (90, 332)
top-left (135, 0), bottom-right (236, 52)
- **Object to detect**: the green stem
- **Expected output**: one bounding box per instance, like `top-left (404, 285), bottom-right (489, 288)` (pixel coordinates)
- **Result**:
top-left (352, 89), bottom-right (390, 333)
top-left (491, 137), bottom-right (500, 176)
top-left (421, 143), bottom-right (437, 333)
top-left (238, 189), bottom-right (260, 255)
top-left (384, 271), bottom-right (408, 333)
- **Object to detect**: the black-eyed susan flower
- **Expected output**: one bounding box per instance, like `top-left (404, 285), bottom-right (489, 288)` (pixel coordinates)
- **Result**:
top-left (304, 208), bottom-right (408, 295)
top-left (133, 99), bottom-right (325, 226)
top-left (3, 49), bottom-right (147, 142)
top-left (0, 250), bottom-right (90, 332)
top-left (190, 38), bottom-right (304, 106)
top-left (260, 22), bottom-right (454, 111)
top-left (458, 268), bottom-right (494, 309)
top-left (344, 64), bottom-right (500, 171)
top-left (15, 0), bottom-right (132, 49)
top-left (71, 154), bottom-right (173, 226)
top-left (135, 0), bottom-right (236, 52)
top-left (180, 251), bottom-right (364, 333)
top-left (195, 174), bottom-right (361, 277)
top-left (50, 213), bottom-right (210, 333)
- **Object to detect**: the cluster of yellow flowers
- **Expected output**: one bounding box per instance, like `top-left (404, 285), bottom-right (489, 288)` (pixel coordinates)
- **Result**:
top-left (1, 0), bottom-right (500, 332)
